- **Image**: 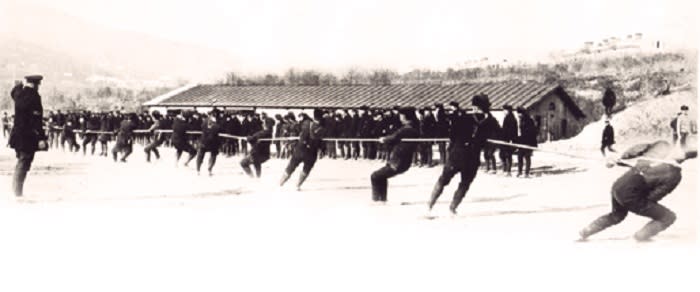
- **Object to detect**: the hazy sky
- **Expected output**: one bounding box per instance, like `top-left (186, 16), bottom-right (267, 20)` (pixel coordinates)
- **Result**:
top-left (11, 0), bottom-right (700, 73)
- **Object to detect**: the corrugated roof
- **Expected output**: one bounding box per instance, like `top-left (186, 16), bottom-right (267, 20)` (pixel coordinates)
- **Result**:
top-left (151, 82), bottom-right (585, 118)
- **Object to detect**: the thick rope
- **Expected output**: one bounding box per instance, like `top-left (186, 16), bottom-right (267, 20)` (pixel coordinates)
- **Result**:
top-left (40, 127), bottom-right (680, 166)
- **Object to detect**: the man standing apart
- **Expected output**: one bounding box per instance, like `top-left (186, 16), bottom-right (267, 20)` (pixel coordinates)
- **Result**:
top-left (1, 111), bottom-right (10, 139)
top-left (676, 105), bottom-right (695, 149)
top-left (601, 119), bottom-right (616, 156)
top-left (9, 75), bottom-right (47, 197)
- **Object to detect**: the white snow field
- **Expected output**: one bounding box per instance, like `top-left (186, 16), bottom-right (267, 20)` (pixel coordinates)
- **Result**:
top-left (1, 136), bottom-right (698, 292)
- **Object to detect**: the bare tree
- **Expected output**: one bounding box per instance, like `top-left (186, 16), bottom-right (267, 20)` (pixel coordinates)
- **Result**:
top-left (223, 72), bottom-right (241, 86)
top-left (340, 68), bottom-right (362, 85)
top-left (284, 68), bottom-right (299, 86)
top-left (299, 70), bottom-right (321, 86)
top-left (263, 74), bottom-right (281, 86)
top-left (320, 73), bottom-right (338, 85)
top-left (368, 69), bottom-right (398, 85)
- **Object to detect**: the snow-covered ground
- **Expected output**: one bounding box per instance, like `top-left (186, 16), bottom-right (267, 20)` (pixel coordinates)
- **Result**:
top-left (1, 138), bottom-right (698, 292)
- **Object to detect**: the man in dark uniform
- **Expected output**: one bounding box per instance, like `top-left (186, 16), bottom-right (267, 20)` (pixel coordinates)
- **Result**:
top-left (228, 113), bottom-right (241, 156)
top-left (358, 106), bottom-right (373, 160)
top-left (427, 96), bottom-right (500, 215)
top-left (370, 111), bottom-right (385, 160)
top-left (274, 114), bottom-right (285, 158)
top-left (54, 109), bottom-right (66, 149)
top-left (434, 103), bottom-right (449, 164)
top-left (62, 116), bottom-right (80, 152)
top-left (601, 119), bottom-right (616, 156)
top-left (377, 110), bottom-right (393, 161)
top-left (419, 107), bottom-right (436, 167)
top-left (499, 105), bottom-right (518, 176)
top-left (370, 107), bottom-right (420, 203)
top-left (602, 87), bottom-right (616, 118)
top-left (97, 112), bottom-right (113, 156)
top-left (172, 111), bottom-right (196, 167)
top-left (82, 111), bottom-right (100, 155)
top-left (516, 107), bottom-right (537, 178)
top-left (9, 75), bottom-right (47, 197)
top-left (240, 117), bottom-right (274, 178)
top-left (240, 113), bottom-right (251, 155)
top-left (280, 109), bottom-right (327, 190)
top-left (1, 111), bottom-right (10, 138)
top-left (195, 111), bottom-right (222, 176)
top-left (283, 113), bottom-right (299, 159)
top-left (579, 141), bottom-right (696, 241)
top-left (143, 110), bottom-right (167, 162)
top-left (483, 129), bottom-right (500, 174)
top-left (349, 109), bottom-right (361, 159)
top-left (340, 110), bottom-right (353, 159)
top-left (323, 110), bottom-right (337, 159)
top-left (111, 113), bottom-right (137, 162)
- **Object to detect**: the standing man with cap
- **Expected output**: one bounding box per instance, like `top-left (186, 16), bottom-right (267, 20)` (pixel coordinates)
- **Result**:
top-left (427, 95), bottom-right (500, 215)
top-left (500, 105), bottom-right (518, 176)
top-left (1, 111), bottom-right (10, 139)
top-left (516, 107), bottom-right (538, 178)
top-left (9, 75), bottom-right (47, 197)
top-left (370, 107), bottom-right (420, 203)
top-left (601, 119), bottom-right (616, 156)
top-left (602, 87), bottom-right (616, 118)
top-left (434, 103), bottom-right (449, 165)
top-left (676, 105), bottom-right (695, 149)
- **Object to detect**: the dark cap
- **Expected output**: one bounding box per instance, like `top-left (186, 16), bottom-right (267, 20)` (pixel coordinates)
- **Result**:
top-left (503, 104), bottom-right (513, 111)
top-left (398, 106), bottom-right (418, 122)
top-left (313, 108), bottom-right (324, 120)
top-left (516, 106), bottom-right (527, 113)
top-left (472, 94), bottom-right (491, 110)
top-left (681, 105), bottom-right (689, 111)
top-left (448, 101), bottom-right (460, 109)
top-left (398, 106), bottom-right (415, 115)
top-left (24, 75), bottom-right (43, 84)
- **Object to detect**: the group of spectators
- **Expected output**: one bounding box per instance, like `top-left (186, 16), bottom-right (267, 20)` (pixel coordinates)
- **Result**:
top-left (3, 102), bottom-right (545, 177)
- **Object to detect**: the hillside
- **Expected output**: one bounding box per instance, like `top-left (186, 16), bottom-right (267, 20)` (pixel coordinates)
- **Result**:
top-left (0, 1), bottom-right (237, 87)
top-left (548, 88), bottom-right (697, 154)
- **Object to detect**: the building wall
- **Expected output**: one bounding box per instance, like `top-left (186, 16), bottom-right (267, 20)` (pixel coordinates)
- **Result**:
top-left (528, 93), bottom-right (584, 142)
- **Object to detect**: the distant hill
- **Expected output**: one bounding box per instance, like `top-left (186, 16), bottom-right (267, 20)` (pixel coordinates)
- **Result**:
top-left (0, 1), bottom-right (238, 89)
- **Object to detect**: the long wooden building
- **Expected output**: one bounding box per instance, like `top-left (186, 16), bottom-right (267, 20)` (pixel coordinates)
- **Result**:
top-left (144, 82), bottom-right (586, 142)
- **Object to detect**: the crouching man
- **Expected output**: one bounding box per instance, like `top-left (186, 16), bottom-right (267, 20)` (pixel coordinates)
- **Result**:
top-left (579, 140), bottom-right (696, 242)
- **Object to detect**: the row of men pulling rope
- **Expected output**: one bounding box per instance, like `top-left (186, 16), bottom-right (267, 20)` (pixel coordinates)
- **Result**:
top-left (45, 126), bottom-right (682, 168)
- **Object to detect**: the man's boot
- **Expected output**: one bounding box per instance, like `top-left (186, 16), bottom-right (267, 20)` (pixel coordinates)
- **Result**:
top-left (428, 181), bottom-right (445, 210)
top-left (634, 216), bottom-right (675, 242)
top-left (12, 170), bottom-right (27, 197)
top-left (296, 170), bottom-right (310, 190)
top-left (279, 171), bottom-right (291, 186)
top-left (449, 182), bottom-right (469, 215)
